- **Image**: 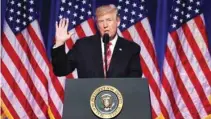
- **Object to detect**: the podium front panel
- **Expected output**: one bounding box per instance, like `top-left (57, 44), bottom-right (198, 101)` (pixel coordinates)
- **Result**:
top-left (62, 78), bottom-right (151, 119)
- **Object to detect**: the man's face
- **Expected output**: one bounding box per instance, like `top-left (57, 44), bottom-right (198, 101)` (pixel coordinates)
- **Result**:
top-left (96, 12), bottom-right (120, 40)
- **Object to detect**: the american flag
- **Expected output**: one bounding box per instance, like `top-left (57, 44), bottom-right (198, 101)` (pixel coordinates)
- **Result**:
top-left (57, 0), bottom-right (163, 119)
top-left (1, 0), bottom-right (64, 118)
top-left (116, 0), bottom-right (163, 118)
top-left (160, 0), bottom-right (211, 118)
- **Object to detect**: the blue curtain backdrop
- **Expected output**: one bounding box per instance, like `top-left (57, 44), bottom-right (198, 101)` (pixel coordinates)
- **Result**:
top-left (1, 0), bottom-right (211, 73)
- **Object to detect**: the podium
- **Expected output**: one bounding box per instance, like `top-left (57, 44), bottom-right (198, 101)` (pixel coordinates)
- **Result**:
top-left (62, 78), bottom-right (151, 119)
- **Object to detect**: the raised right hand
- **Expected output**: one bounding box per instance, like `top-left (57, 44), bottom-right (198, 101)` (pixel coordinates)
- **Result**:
top-left (55, 18), bottom-right (74, 46)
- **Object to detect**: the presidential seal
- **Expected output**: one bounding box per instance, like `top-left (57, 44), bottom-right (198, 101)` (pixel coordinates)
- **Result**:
top-left (90, 85), bottom-right (123, 119)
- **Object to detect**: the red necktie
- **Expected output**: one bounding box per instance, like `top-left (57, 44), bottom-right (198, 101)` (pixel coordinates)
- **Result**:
top-left (104, 42), bottom-right (112, 77)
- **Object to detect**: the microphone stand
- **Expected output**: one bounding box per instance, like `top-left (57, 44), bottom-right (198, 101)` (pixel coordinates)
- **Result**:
top-left (103, 33), bottom-right (109, 78)
top-left (104, 43), bottom-right (108, 78)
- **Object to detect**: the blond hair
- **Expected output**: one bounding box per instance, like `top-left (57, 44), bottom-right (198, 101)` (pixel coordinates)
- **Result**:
top-left (95, 4), bottom-right (119, 18)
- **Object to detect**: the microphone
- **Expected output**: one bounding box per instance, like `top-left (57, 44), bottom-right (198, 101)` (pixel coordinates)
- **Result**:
top-left (103, 33), bottom-right (109, 78)
top-left (103, 33), bottom-right (110, 44)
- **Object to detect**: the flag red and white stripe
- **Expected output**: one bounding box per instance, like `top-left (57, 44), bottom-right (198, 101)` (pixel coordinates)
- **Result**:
top-left (1, 20), bottom-right (51, 118)
top-left (161, 14), bottom-right (211, 119)
top-left (129, 18), bottom-right (163, 118)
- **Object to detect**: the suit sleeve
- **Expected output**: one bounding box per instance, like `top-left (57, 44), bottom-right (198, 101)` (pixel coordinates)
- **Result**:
top-left (127, 44), bottom-right (142, 77)
top-left (51, 42), bottom-right (78, 76)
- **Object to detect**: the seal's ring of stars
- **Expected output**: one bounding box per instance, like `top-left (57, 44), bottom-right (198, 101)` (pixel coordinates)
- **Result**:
top-left (90, 85), bottom-right (123, 119)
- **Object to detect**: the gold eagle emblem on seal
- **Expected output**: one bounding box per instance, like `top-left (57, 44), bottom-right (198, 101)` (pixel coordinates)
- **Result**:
top-left (90, 85), bottom-right (123, 119)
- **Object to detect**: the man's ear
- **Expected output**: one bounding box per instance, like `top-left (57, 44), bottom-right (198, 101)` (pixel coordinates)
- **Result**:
top-left (117, 17), bottom-right (121, 27)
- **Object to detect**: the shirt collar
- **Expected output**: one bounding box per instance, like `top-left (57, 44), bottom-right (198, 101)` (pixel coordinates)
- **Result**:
top-left (109, 34), bottom-right (118, 45)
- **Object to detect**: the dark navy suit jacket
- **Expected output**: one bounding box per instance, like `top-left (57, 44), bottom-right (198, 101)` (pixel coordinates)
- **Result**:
top-left (51, 34), bottom-right (142, 78)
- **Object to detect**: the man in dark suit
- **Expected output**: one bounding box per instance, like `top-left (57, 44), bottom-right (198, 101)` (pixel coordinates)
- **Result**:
top-left (51, 4), bottom-right (142, 78)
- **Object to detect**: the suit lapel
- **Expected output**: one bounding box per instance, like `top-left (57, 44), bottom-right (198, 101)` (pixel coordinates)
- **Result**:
top-left (107, 37), bottom-right (125, 77)
top-left (92, 35), bottom-right (104, 77)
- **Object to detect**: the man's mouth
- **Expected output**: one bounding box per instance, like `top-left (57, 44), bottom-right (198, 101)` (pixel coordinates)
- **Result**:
top-left (104, 30), bottom-right (109, 34)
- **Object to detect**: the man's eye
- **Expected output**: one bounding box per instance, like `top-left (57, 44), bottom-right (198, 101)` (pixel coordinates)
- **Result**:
top-left (98, 20), bottom-right (103, 23)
